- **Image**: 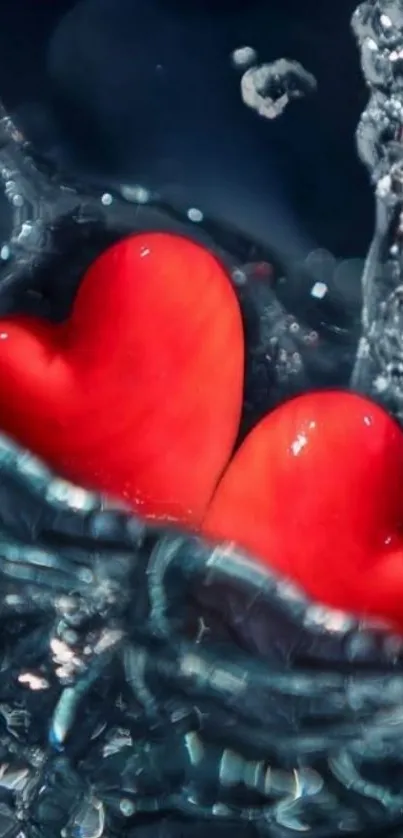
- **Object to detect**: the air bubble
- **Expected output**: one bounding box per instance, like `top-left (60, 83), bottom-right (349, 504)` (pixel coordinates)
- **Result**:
top-left (231, 268), bottom-right (247, 285)
top-left (187, 207), bottom-right (203, 222)
top-left (119, 799), bottom-right (135, 817)
top-left (231, 46), bottom-right (257, 69)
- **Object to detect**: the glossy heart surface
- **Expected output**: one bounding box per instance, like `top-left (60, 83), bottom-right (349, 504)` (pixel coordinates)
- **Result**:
top-left (203, 391), bottom-right (403, 627)
top-left (0, 232), bottom-right (244, 524)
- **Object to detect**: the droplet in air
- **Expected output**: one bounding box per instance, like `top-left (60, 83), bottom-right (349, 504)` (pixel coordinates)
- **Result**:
top-left (187, 207), bottom-right (203, 222)
top-left (231, 46), bottom-right (257, 69)
top-left (231, 267), bottom-right (247, 285)
top-left (310, 281), bottom-right (328, 300)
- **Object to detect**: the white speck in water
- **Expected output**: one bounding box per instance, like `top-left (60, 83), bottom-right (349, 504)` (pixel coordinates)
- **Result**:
top-left (363, 415), bottom-right (373, 427)
top-left (212, 803), bottom-right (231, 817)
top-left (291, 433), bottom-right (308, 456)
top-left (187, 207), bottom-right (204, 223)
top-left (140, 247), bottom-right (150, 258)
top-left (48, 479), bottom-right (94, 510)
top-left (12, 194), bottom-right (23, 208)
top-left (310, 281), bottom-right (328, 300)
top-left (120, 184), bottom-right (151, 204)
top-left (366, 37), bottom-right (378, 51)
top-left (101, 192), bottom-right (113, 206)
top-left (18, 672), bottom-right (49, 691)
top-left (231, 46), bottom-right (257, 68)
top-left (376, 174), bottom-right (392, 196)
top-left (380, 13), bottom-right (392, 28)
top-left (374, 375), bottom-right (389, 393)
top-left (18, 221), bottom-right (33, 241)
top-left (231, 267), bottom-right (247, 285)
top-left (0, 245), bottom-right (10, 261)
top-left (120, 799), bottom-right (136, 817)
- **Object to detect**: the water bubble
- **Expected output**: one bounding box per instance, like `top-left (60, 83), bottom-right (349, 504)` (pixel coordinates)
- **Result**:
top-left (119, 799), bottom-right (135, 817)
top-left (231, 267), bottom-right (247, 285)
top-left (187, 207), bottom-right (203, 222)
top-left (231, 46), bottom-right (257, 69)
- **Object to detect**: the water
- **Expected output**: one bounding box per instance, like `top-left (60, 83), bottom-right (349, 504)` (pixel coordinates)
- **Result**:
top-left (0, 2), bottom-right (400, 838)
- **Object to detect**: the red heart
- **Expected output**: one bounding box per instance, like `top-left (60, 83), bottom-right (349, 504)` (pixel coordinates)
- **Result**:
top-left (203, 391), bottom-right (403, 627)
top-left (0, 232), bottom-right (244, 525)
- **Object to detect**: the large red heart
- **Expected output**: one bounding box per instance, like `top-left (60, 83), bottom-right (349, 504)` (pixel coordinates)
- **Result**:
top-left (203, 391), bottom-right (403, 627)
top-left (0, 232), bottom-right (244, 525)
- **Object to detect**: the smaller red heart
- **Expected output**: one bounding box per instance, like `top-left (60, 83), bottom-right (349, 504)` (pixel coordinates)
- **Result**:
top-left (203, 391), bottom-right (403, 628)
top-left (0, 232), bottom-right (244, 525)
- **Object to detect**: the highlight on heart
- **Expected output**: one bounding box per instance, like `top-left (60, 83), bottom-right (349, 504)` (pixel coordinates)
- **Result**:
top-left (0, 219), bottom-right (402, 631)
top-left (0, 0), bottom-right (400, 641)
top-left (0, 231), bottom-right (244, 527)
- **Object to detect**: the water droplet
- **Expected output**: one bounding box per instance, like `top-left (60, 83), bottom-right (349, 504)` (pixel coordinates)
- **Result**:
top-left (119, 799), bottom-right (135, 817)
top-left (310, 281), bottom-right (328, 300)
top-left (18, 221), bottom-right (33, 241)
top-left (101, 193), bottom-right (113, 206)
top-left (187, 207), bottom-right (203, 222)
top-left (231, 46), bottom-right (257, 69)
top-left (212, 803), bottom-right (231, 816)
top-left (231, 267), bottom-right (247, 285)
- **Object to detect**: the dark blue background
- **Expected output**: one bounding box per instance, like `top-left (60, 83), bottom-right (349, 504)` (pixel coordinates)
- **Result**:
top-left (0, 0), bottom-right (371, 262)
